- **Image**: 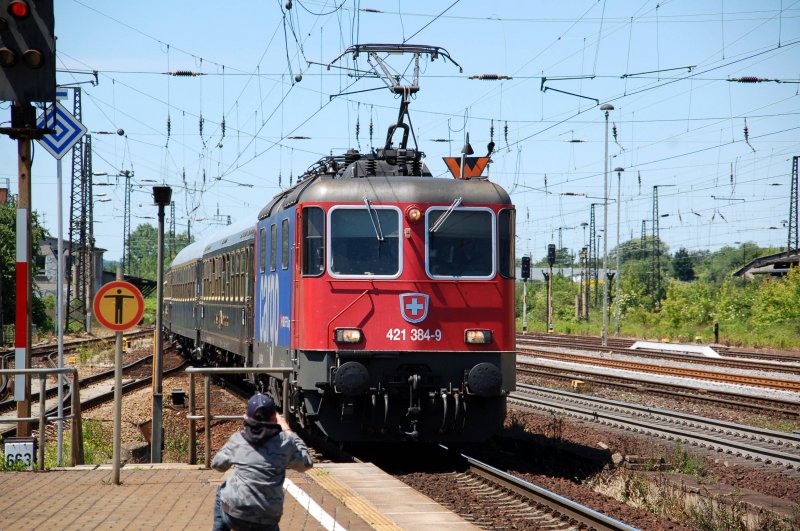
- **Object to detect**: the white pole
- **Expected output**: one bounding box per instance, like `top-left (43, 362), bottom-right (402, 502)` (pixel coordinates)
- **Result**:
top-left (615, 170), bottom-right (622, 336)
top-left (601, 104), bottom-right (613, 348)
top-left (113, 266), bottom-right (123, 485)
top-left (56, 157), bottom-right (64, 467)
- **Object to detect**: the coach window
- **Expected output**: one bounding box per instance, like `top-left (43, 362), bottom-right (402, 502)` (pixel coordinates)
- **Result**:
top-left (302, 207), bottom-right (324, 276)
top-left (329, 206), bottom-right (400, 277)
top-left (244, 248), bottom-right (251, 298)
top-left (233, 251), bottom-right (240, 301)
top-left (426, 208), bottom-right (494, 278)
top-left (270, 224), bottom-right (277, 272)
top-left (282, 219), bottom-right (290, 270)
top-left (498, 209), bottom-right (516, 278)
top-left (259, 228), bottom-right (267, 273)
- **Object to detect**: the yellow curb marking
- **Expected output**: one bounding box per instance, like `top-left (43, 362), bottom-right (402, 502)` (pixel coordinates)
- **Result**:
top-left (309, 469), bottom-right (402, 531)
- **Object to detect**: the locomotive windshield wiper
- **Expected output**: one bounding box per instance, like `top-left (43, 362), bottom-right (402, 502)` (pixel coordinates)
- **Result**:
top-left (429, 197), bottom-right (462, 233)
top-left (363, 198), bottom-right (384, 241)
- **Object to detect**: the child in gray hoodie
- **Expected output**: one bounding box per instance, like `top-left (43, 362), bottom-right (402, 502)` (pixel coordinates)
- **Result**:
top-left (212, 393), bottom-right (313, 530)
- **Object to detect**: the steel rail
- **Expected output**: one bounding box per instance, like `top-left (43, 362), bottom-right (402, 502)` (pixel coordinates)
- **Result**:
top-left (517, 338), bottom-right (800, 376)
top-left (512, 385), bottom-right (800, 470)
top-left (446, 447), bottom-right (637, 531)
top-left (518, 348), bottom-right (800, 391)
top-left (516, 363), bottom-right (800, 418)
top-left (518, 331), bottom-right (800, 365)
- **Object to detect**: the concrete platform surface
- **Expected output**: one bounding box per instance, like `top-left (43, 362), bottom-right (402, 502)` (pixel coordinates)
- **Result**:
top-left (0, 462), bottom-right (477, 530)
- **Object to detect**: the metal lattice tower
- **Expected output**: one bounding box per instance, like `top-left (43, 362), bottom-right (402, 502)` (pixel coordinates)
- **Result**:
top-left (589, 204), bottom-right (597, 305)
top-left (66, 88), bottom-right (87, 331)
top-left (121, 170), bottom-right (132, 274)
top-left (789, 156), bottom-right (798, 254)
top-left (652, 187), bottom-right (659, 307)
top-left (640, 220), bottom-right (649, 292)
top-left (85, 136), bottom-right (94, 309)
top-left (652, 186), bottom-right (664, 308)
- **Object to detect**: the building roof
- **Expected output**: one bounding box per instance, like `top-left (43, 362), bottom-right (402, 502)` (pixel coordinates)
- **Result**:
top-left (732, 251), bottom-right (800, 278)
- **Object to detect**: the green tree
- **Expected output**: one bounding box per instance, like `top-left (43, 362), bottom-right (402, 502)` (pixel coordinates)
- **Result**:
top-left (752, 267), bottom-right (800, 331)
top-left (125, 224), bottom-right (192, 279)
top-left (660, 280), bottom-right (716, 328)
top-left (671, 247), bottom-right (695, 281)
top-left (0, 201), bottom-right (51, 331)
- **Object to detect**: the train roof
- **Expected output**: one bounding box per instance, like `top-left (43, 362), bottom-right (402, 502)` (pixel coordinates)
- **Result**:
top-left (169, 214), bottom-right (258, 268)
top-left (258, 150), bottom-right (511, 220)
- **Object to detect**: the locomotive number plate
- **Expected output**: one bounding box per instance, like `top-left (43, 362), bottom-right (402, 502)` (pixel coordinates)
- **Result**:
top-left (386, 328), bottom-right (442, 341)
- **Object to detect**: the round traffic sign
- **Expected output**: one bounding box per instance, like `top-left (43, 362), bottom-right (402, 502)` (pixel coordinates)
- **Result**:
top-left (93, 281), bottom-right (145, 331)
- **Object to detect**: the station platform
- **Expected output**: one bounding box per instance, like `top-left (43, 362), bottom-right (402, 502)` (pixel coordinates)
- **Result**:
top-left (0, 462), bottom-right (478, 530)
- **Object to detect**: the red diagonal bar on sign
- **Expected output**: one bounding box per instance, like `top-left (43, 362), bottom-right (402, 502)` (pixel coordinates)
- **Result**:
top-left (442, 157), bottom-right (491, 179)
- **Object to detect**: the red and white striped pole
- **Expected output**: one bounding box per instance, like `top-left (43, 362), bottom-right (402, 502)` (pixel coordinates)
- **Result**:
top-left (14, 208), bottom-right (28, 404)
top-left (15, 133), bottom-right (33, 436)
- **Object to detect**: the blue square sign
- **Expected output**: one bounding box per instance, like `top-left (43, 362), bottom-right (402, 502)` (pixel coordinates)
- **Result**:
top-left (35, 102), bottom-right (87, 160)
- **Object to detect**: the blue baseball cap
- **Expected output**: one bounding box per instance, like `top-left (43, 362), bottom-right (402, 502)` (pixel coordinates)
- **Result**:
top-left (247, 393), bottom-right (276, 420)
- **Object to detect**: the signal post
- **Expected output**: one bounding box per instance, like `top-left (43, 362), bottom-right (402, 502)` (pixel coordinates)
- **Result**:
top-left (520, 256), bottom-right (530, 333)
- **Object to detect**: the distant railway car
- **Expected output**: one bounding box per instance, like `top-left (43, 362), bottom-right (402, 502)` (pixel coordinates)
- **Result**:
top-left (165, 43), bottom-right (515, 443)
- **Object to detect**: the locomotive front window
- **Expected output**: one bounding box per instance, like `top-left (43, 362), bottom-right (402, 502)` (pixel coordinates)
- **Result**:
top-left (302, 207), bottom-right (324, 276)
top-left (498, 209), bottom-right (516, 278)
top-left (427, 208), bottom-right (494, 278)
top-left (329, 207), bottom-right (400, 277)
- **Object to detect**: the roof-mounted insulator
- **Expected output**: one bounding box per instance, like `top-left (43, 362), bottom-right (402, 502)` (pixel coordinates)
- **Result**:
top-left (728, 76), bottom-right (772, 83)
top-left (165, 70), bottom-right (204, 76)
top-left (468, 74), bottom-right (512, 80)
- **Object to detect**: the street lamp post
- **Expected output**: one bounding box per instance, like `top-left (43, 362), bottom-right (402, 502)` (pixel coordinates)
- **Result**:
top-left (600, 103), bottom-right (614, 347)
top-left (614, 167), bottom-right (624, 336)
top-left (151, 185), bottom-right (172, 463)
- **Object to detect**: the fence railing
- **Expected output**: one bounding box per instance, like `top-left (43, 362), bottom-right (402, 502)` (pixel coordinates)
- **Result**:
top-left (184, 366), bottom-right (293, 466)
top-left (0, 367), bottom-right (84, 469)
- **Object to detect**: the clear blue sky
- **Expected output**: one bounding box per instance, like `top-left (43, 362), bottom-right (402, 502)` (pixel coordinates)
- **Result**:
top-left (2, 0), bottom-right (799, 262)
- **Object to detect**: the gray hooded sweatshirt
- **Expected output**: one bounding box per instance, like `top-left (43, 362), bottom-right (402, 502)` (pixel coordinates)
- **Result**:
top-left (211, 425), bottom-right (313, 525)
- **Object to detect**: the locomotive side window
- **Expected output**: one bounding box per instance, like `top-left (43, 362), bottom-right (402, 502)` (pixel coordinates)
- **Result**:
top-left (259, 228), bottom-right (266, 273)
top-left (426, 208), bottom-right (494, 278)
top-left (498, 209), bottom-right (516, 278)
top-left (302, 207), bottom-right (324, 276)
top-left (270, 224), bottom-right (277, 272)
top-left (329, 206), bottom-right (400, 277)
top-left (282, 219), bottom-right (289, 270)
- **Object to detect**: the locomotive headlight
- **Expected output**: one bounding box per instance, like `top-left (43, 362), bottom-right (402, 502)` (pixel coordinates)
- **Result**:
top-left (405, 206), bottom-right (422, 223)
top-left (465, 329), bottom-right (493, 344)
top-left (334, 328), bottom-right (363, 344)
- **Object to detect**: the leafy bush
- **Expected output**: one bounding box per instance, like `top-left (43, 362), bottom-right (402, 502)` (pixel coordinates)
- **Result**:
top-left (660, 281), bottom-right (716, 328)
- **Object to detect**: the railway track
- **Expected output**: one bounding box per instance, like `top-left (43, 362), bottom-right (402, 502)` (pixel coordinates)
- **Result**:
top-left (518, 346), bottom-right (800, 392)
top-left (423, 447), bottom-right (635, 530)
top-left (517, 362), bottom-right (800, 418)
top-left (518, 336), bottom-right (800, 377)
top-left (0, 348), bottom-right (185, 438)
top-left (510, 383), bottom-right (800, 473)
top-left (0, 329), bottom-right (154, 398)
top-left (518, 331), bottom-right (800, 365)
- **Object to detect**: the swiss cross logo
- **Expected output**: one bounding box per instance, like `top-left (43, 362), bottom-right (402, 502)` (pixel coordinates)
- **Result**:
top-left (400, 293), bottom-right (429, 324)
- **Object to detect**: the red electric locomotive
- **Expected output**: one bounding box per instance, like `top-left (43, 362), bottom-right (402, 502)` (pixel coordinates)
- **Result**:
top-left (166, 44), bottom-right (516, 443)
